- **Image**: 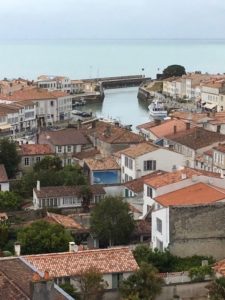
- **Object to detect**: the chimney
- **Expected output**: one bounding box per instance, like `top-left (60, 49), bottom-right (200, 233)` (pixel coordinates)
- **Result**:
top-left (37, 181), bottom-right (40, 191)
top-left (69, 241), bottom-right (78, 252)
top-left (14, 242), bottom-right (21, 256)
top-left (186, 122), bottom-right (190, 130)
top-left (30, 271), bottom-right (55, 300)
top-left (173, 125), bottom-right (177, 134)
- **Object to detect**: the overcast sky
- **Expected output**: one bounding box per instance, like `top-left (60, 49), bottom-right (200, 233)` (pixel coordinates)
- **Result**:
top-left (1, 0), bottom-right (225, 39)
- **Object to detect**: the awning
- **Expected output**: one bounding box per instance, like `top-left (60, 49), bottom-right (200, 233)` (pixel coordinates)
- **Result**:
top-left (0, 124), bottom-right (12, 131)
top-left (204, 103), bottom-right (217, 110)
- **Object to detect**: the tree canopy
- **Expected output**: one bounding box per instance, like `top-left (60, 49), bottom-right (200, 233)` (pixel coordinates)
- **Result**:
top-left (207, 277), bottom-right (225, 300)
top-left (133, 245), bottom-right (214, 273)
top-left (12, 164), bottom-right (87, 198)
top-left (17, 220), bottom-right (73, 254)
top-left (162, 64), bottom-right (186, 79)
top-left (0, 138), bottom-right (21, 178)
top-left (33, 156), bottom-right (62, 172)
top-left (120, 262), bottom-right (164, 300)
top-left (78, 267), bottom-right (107, 300)
top-left (0, 191), bottom-right (22, 211)
top-left (90, 196), bottom-right (135, 246)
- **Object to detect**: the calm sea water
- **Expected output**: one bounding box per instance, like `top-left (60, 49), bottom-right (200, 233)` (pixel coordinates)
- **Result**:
top-left (79, 87), bottom-right (150, 129)
top-left (0, 39), bottom-right (225, 79)
top-left (1, 39), bottom-right (225, 127)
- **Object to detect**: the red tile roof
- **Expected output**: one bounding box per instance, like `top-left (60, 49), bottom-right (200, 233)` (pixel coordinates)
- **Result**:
top-left (86, 121), bottom-right (144, 144)
top-left (148, 119), bottom-right (191, 138)
top-left (166, 127), bottom-right (225, 150)
top-left (0, 258), bottom-right (68, 300)
top-left (23, 247), bottom-right (138, 277)
top-left (124, 171), bottom-right (167, 193)
top-left (73, 148), bottom-right (100, 160)
top-left (0, 164), bottom-right (8, 182)
top-left (144, 167), bottom-right (220, 189)
top-left (119, 142), bottom-right (158, 158)
top-left (20, 144), bottom-right (53, 156)
top-left (155, 182), bottom-right (225, 207)
top-left (34, 185), bottom-right (105, 198)
top-left (84, 157), bottom-right (120, 171)
top-left (39, 128), bottom-right (89, 146)
top-left (46, 212), bottom-right (86, 230)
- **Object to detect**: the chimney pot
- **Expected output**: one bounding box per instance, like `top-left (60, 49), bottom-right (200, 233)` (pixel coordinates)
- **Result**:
top-left (37, 180), bottom-right (40, 191)
top-left (44, 271), bottom-right (50, 281)
top-left (32, 272), bottom-right (42, 282)
top-left (14, 242), bottom-right (21, 256)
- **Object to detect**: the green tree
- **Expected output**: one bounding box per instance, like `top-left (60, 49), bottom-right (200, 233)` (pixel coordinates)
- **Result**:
top-left (78, 185), bottom-right (93, 212)
top-left (78, 267), bottom-right (107, 300)
top-left (12, 165), bottom-right (87, 198)
top-left (0, 191), bottom-right (22, 211)
top-left (0, 222), bottom-right (9, 249)
top-left (120, 262), bottom-right (164, 300)
top-left (162, 64), bottom-right (186, 79)
top-left (90, 196), bottom-right (135, 246)
top-left (207, 277), bottom-right (225, 300)
top-left (0, 138), bottom-right (21, 178)
top-left (60, 282), bottom-right (80, 299)
top-left (17, 220), bottom-right (73, 254)
top-left (33, 156), bottom-right (62, 172)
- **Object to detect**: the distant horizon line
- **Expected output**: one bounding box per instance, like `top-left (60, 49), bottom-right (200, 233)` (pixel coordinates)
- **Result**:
top-left (0, 37), bottom-right (225, 41)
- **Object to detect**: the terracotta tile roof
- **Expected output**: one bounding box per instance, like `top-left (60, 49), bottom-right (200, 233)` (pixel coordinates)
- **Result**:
top-left (20, 144), bottom-right (53, 156)
top-left (148, 119), bottom-right (191, 138)
top-left (34, 185), bottom-right (105, 198)
top-left (203, 80), bottom-right (225, 89)
top-left (2, 88), bottom-right (53, 101)
top-left (166, 127), bottom-right (225, 150)
top-left (40, 128), bottom-right (89, 146)
top-left (0, 164), bottom-right (8, 182)
top-left (144, 167), bottom-right (220, 189)
top-left (84, 157), bottom-right (120, 170)
top-left (155, 182), bottom-right (225, 207)
top-left (0, 258), bottom-right (69, 300)
top-left (119, 142), bottom-right (159, 158)
top-left (46, 212), bottom-right (86, 230)
top-left (136, 120), bottom-right (163, 130)
top-left (87, 121), bottom-right (144, 144)
top-left (124, 171), bottom-right (167, 193)
top-left (214, 259), bottom-right (225, 276)
top-left (73, 149), bottom-right (100, 160)
top-left (23, 247), bottom-right (138, 277)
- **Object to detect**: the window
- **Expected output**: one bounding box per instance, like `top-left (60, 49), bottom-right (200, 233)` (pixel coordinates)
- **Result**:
top-left (58, 146), bottom-right (62, 153)
top-left (36, 157), bottom-right (41, 163)
top-left (67, 145), bottom-right (72, 152)
top-left (129, 176), bottom-right (133, 181)
top-left (112, 273), bottom-right (123, 289)
top-left (67, 158), bottom-right (71, 165)
top-left (156, 238), bottom-right (163, 251)
top-left (144, 160), bottom-right (156, 171)
top-left (147, 186), bottom-right (153, 198)
top-left (24, 157), bottom-right (30, 166)
top-left (125, 156), bottom-right (128, 167)
top-left (156, 218), bottom-right (162, 233)
top-left (125, 174), bottom-right (129, 182)
top-left (50, 101), bottom-right (54, 106)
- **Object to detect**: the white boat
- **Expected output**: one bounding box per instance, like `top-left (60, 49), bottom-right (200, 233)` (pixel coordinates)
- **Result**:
top-left (148, 100), bottom-right (167, 119)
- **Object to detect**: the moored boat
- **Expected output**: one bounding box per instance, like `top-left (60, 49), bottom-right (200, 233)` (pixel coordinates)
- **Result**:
top-left (148, 100), bottom-right (167, 119)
